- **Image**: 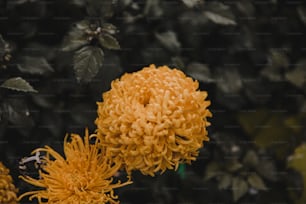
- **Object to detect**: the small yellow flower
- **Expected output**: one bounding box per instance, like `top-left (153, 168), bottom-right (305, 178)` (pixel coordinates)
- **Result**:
top-left (18, 129), bottom-right (132, 204)
top-left (95, 64), bottom-right (212, 176)
top-left (0, 162), bottom-right (18, 204)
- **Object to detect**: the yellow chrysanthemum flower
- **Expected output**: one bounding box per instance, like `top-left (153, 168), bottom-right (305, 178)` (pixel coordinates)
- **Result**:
top-left (18, 129), bottom-right (132, 204)
top-left (95, 64), bottom-right (212, 176)
top-left (0, 162), bottom-right (18, 204)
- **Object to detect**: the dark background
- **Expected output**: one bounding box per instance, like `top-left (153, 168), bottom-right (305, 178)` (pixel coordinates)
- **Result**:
top-left (0, 0), bottom-right (306, 203)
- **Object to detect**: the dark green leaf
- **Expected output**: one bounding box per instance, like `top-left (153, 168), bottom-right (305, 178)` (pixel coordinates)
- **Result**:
top-left (232, 177), bottom-right (248, 202)
top-left (243, 150), bottom-right (259, 168)
top-left (73, 46), bottom-right (104, 83)
top-left (17, 56), bottom-right (54, 75)
top-left (155, 31), bottom-right (181, 53)
top-left (247, 173), bottom-right (267, 190)
top-left (62, 21), bottom-right (89, 52)
top-left (1, 77), bottom-right (37, 93)
top-left (98, 34), bottom-right (120, 50)
top-left (218, 173), bottom-right (232, 189)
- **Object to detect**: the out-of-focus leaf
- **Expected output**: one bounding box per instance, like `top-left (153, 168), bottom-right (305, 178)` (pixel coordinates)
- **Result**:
top-left (73, 46), bottom-right (104, 83)
top-left (232, 177), bottom-right (248, 202)
top-left (286, 169), bottom-right (304, 201)
top-left (0, 77), bottom-right (37, 93)
top-left (285, 59), bottom-right (306, 88)
top-left (238, 109), bottom-right (294, 159)
top-left (218, 173), bottom-right (232, 189)
top-left (216, 68), bottom-right (242, 93)
top-left (17, 56), bottom-right (54, 75)
top-left (247, 173), bottom-right (267, 190)
top-left (204, 162), bottom-right (222, 180)
top-left (86, 0), bottom-right (114, 17)
top-left (256, 159), bottom-right (277, 181)
top-left (243, 150), bottom-right (259, 168)
top-left (203, 2), bottom-right (236, 26)
top-left (0, 35), bottom-right (7, 58)
top-left (171, 56), bottom-right (185, 69)
top-left (185, 62), bottom-right (214, 83)
top-left (261, 50), bottom-right (289, 81)
top-left (235, 0), bottom-right (255, 17)
top-left (204, 11), bottom-right (237, 25)
top-left (101, 23), bottom-right (118, 35)
top-left (225, 161), bottom-right (243, 173)
top-left (181, 0), bottom-right (203, 8)
top-left (71, 0), bottom-right (86, 6)
top-left (20, 22), bottom-right (37, 39)
top-left (98, 34), bottom-right (120, 50)
top-left (62, 21), bottom-right (89, 52)
top-left (297, 6), bottom-right (306, 25)
top-left (144, 0), bottom-right (163, 18)
top-left (155, 31), bottom-right (181, 53)
top-left (2, 99), bottom-right (35, 127)
top-left (288, 144), bottom-right (306, 204)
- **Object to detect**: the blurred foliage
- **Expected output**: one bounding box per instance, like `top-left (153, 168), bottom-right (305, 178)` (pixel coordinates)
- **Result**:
top-left (0, 0), bottom-right (306, 203)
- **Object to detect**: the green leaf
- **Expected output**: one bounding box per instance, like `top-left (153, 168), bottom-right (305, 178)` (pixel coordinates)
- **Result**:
top-left (98, 34), bottom-right (120, 50)
top-left (177, 164), bottom-right (186, 179)
top-left (155, 31), bottom-right (181, 53)
top-left (243, 150), bottom-right (259, 168)
top-left (247, 173), bottom-right (267, 190)
top-left (1, 77), bottom-right (37, 93)
top-left (17, 56), bottom-right (54, 75)
top-left (232, 177), bottom-right (248, 202)
top-left (73, 46), bottom-right (104, 83)
top-left (218, 173), bottom-right (232, 190)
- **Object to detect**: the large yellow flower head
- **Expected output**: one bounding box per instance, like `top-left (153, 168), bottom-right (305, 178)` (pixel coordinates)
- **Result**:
top-left (0, 162), bottom-right (18, 204)
top-left (18, 129), bottom-right (132, 204)
top-left (95, 64), bottom-right (212, 176)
